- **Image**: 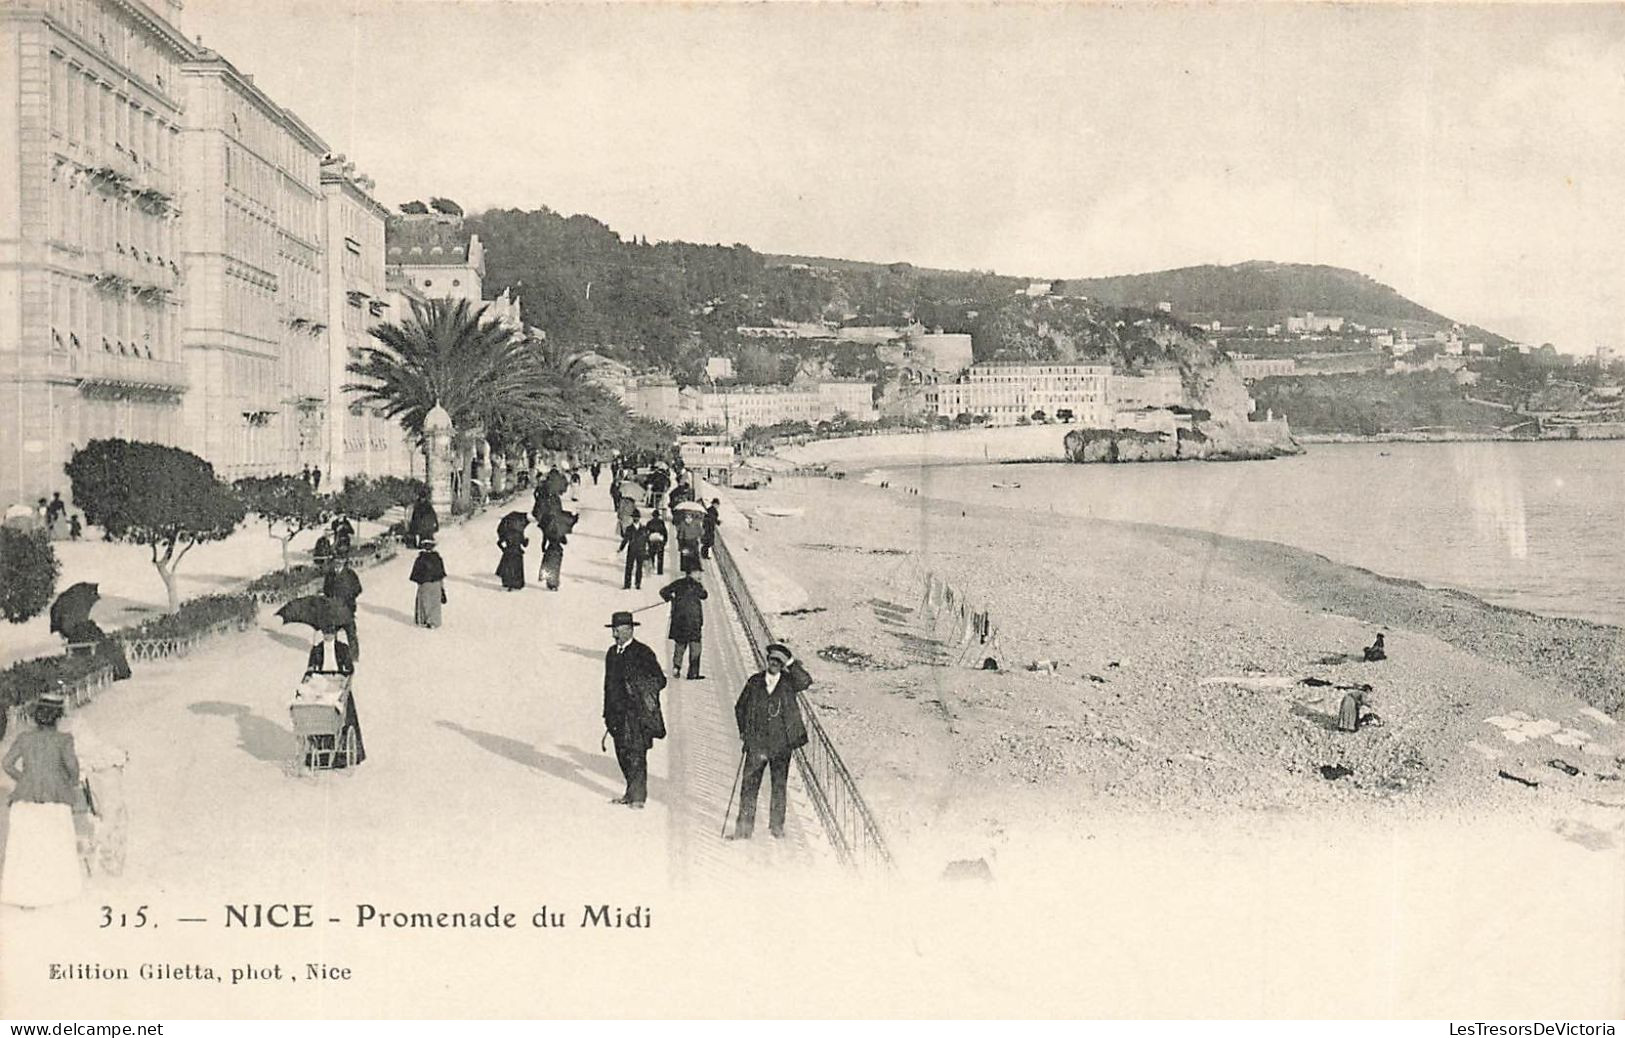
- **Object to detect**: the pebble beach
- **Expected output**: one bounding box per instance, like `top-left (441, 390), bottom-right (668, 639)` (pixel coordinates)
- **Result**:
top-left (721, 472), bottom-right (1625, 875)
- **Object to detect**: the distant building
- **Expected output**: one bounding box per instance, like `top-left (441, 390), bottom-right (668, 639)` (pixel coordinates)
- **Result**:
top-left (1113, 367), bottom-right (1184, 409)
top-left (1596, 346), bottom-right (1616, 367)
top-left (385, 213), bottom-right (486, 305)
top-left (1157, 301), bottom-right (1173, 314)
top-left (1024, 282), bottom-right (1052, 298)
top-left (927, 361), bottom-right (1113, 427)
top-left (816, 379), bottom-right (877, 421)
top-left (1286, 312), bottom-right (1345, 334)
top-left (705, 356), bottom-right (735, 380)
top-left (1231, 357), bottom-right (1297, 380)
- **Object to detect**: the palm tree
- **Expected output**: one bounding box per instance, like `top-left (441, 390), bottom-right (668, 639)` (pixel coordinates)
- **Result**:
top-left (347, 298), bottom-right (554, 509)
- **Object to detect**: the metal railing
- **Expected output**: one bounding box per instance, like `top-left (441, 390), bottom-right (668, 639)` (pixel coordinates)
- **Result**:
top-left (711, 532), bottom-right (894, 871)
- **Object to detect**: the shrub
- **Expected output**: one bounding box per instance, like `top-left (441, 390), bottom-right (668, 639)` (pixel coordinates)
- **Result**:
top-left (118, 593), bottom-right (258, 643)
top-left (244, 563), bottom-right (323, 600)
top-left (0, 652), bottom-right (111, 712)
top-left (0, 528), bottom-right (59, 623)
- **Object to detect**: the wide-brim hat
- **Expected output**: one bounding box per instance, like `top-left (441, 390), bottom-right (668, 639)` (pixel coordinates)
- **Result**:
top-left (420, 538), bottom-right (437, 548)
top-left (606, 610), bottom-right (639, 628)
top-left (38, 690), bottom-right (67, 707)
top-left (765, 642), bottom-right (793, 662)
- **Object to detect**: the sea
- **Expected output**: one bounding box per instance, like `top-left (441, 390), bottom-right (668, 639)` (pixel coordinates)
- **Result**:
top-left (865, 440), bottom-right (1625, 628)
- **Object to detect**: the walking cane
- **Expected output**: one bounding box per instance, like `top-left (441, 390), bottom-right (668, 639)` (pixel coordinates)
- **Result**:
top-left (721, 748), bottom-right (746, 838)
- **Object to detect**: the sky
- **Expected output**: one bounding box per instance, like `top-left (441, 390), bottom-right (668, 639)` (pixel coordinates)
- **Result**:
top-left (183, 1), bottom-right (1625, 351)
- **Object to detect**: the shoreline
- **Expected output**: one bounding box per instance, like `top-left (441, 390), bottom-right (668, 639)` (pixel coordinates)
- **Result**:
top-left (720, 474), bottom-right (1624, 872)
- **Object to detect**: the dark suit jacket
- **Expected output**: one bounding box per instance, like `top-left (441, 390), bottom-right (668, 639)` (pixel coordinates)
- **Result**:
top-left (659, 577), bottom-right (707, 642)
top-left (306, 640), bottom-right (354, 676)
top-left (735, 659), bottom-right (812, 759)
top-left (603, 639), bottom-right (666, 747)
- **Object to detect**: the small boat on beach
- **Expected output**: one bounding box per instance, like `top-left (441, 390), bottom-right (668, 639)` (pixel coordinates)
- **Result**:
top-left (991, 481), bottom-right (1022, 489)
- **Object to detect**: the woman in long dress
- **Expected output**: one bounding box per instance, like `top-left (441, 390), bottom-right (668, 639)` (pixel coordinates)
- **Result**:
top-left (1, 692), bottom-right (85, 908)
top-left (304, 630), bottom-right (365, 767)
top-left (410, 538), bottom-right (446, 627)
top-left (495, 518), bottom-right (528, 591)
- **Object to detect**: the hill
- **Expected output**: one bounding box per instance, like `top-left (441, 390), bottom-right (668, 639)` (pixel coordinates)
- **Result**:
top-left (1057, 261), bottom-right (1507, 344)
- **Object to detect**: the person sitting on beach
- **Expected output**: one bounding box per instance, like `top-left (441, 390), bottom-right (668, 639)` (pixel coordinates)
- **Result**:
top-left (1363, 633), bottom-right (1386, 662)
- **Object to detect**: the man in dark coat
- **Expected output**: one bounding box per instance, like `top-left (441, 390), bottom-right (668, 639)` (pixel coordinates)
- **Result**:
top-left (644, 512), bottom-right (669, 576)
top-left (701, 499), bottom-right (721, 558)
top-left (321, 557), bottom-right (363, 659)
top-left (730, 642), bottom-right (812, 839)
top-left (659, 571), bottom-right (707, 679)
top-left (619, 511), bottom-right (649, 590)
top-left (602, 610), bottom-right (666, 809)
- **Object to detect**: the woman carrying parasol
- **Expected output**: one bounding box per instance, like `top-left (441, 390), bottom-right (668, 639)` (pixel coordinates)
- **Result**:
top-left (496, 512), bottom-right (529, 591)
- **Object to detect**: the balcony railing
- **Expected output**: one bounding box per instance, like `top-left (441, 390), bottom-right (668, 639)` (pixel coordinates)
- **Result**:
top-left (47, 350), bottom-right (189, 393)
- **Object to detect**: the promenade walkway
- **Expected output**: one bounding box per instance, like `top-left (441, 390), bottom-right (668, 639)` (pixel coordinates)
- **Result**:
top-left (0, 487), bottom-right (836, 1016)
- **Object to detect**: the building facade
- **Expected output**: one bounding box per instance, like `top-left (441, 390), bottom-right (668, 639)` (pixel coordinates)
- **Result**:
top-left (1230, 357), bottom-right (1297, 380)
top-left (1, 0), bottom-right (194, 505)
top-left (320, 155), bottom-right (414, 484)
top-left (1113, 367), bottom-right (1184, 408)
top-left (927, 361), bottom-right (1113, 426)
top-left (176, 47), bottom-right (328, 481)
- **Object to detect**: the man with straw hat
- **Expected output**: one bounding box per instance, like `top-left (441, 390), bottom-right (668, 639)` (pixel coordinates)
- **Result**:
top-left (602, 611), bottom-right (667, 810)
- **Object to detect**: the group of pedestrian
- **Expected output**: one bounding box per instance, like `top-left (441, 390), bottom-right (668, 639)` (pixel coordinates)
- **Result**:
top-left (599, 607), bottom-right (812, 838)
top-left (299, 464), bottom-right (324, 492)
top-left (0, 457), bottom-right (811, 911)
top-left (16, 491), bottom-right (84, 541)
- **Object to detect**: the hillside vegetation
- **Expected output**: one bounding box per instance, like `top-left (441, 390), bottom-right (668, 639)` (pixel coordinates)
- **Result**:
top-left (1059, 261), bottom-right (1505, 344)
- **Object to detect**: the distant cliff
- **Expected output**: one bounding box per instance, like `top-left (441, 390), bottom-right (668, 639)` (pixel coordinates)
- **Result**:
top-left (1062, 421), bottom-right (1300, 463)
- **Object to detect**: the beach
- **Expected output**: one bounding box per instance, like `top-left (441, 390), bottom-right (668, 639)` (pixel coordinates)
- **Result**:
top-left (719, 473), bottom-right (1625, 877)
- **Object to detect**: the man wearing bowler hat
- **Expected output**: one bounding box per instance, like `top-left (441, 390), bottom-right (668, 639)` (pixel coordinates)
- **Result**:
top-left (602, 610), bottom-right (667, 809)
top-left (730, 642), bottom-right (813, 839)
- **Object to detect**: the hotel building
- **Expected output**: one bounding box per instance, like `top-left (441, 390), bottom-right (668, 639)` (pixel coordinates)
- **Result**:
top-left (1, 0), bottom-right (193, 504)
top-left (176, 45), bottom-right (327, 480)
top-left (927, 361), bottom-right (1114, 426)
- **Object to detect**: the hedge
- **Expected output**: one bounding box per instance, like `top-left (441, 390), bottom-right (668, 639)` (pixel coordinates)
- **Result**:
top-left (0, 652), bottom-right (114, 713)
top-left (118, 593), bottom-right (258, 644)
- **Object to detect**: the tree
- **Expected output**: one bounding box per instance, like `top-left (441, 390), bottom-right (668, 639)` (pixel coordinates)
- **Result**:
top-left (234, 474), bottom-right (330, 570)
top-left (429, 197), bottom-right (464, 217)
top-left (0, 528), bottom-right (59, 623)
top-left (65, 439), bottom-right (246, 613)
top-left (399, 200), bottom-right (430, 215)
top-left (334, 476), bottom-right (400, 522)
top-left (346, 298), bottom-right (556, 511)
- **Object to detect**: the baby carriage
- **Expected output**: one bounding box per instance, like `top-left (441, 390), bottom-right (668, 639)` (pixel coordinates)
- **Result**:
top-left (289, 672), bottom-right (360, 773)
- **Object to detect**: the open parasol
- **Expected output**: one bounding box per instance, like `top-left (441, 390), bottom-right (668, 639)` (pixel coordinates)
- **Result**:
top-left (275, 595), bottom-right (354, 633)
top-left (498, 511), bottom-right (530, 540)
top-left (50, 582), bottom-right (100, 635)
top-left (671, 500), bottom-right (706, 515)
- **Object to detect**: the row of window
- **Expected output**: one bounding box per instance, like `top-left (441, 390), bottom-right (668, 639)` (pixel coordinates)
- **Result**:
top-left (49, 273), bottom-right (174, 362)
top-left (47, 167), bottom-right (177, 265)
top-left (48, 0), bottom-right (184, 99)
top-left (48, 54), bottom-right (179, 179)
